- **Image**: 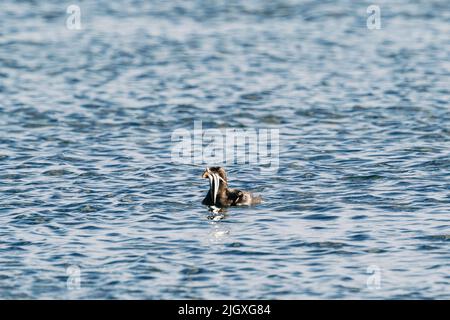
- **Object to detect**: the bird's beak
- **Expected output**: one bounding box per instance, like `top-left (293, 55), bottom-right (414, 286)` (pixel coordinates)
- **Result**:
top-left (202, 167), bottom-right (210, 179)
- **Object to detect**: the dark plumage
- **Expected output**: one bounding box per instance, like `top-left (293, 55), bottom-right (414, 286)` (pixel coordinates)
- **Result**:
top-left (201, 167), bottom-right (262, 208)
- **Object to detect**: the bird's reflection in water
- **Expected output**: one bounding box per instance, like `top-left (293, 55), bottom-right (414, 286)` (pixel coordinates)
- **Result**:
top-left (207, 207), bottom-right (230, 244)
top-left (206, 206), bottom-right (228, 220)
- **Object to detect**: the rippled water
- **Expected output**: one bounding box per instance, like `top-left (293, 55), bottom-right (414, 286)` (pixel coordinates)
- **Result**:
top-left (0, 0), bottom-right (449, 299)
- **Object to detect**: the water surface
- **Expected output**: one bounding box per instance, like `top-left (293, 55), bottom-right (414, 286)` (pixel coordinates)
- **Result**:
top-left (0, 0), bottom-right (449, 299)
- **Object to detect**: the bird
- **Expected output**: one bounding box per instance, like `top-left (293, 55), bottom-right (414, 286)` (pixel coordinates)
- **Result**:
top-left (201, 167), bottom-right (262, 210)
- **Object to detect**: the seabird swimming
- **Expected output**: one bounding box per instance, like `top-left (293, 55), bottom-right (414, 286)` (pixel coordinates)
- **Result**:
top-left (201, 167), bottom-right (262, 209)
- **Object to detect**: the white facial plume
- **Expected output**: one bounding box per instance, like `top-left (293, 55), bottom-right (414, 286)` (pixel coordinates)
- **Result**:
top-left (206, 168), bottom-right (225, 205)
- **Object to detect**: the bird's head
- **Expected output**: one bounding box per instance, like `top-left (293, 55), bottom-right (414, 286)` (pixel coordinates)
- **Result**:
top-left (202, 167), bottom-right (228, 204)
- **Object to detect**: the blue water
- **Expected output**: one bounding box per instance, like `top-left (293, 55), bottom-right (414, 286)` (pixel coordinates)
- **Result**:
top-left (0, 0), bottom-right (449, 299)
